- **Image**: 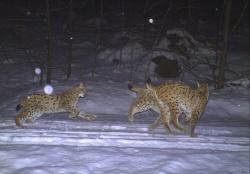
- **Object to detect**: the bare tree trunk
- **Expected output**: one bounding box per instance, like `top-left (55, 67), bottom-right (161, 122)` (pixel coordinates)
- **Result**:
top-left (99, 0), bottom-right (103, 46)
top-left (129, 46), bottom-right (134, 82)
top-left (119, 47), bottom-right (123, 64)
top-left (66, 0), bottom-right (73, 79)
top-left (119, 0), bottom-right (124, 64)
top-left (142, 0), bottom-right (148, 38)
top-left (1, 45), bottom-right (11, 63)
top-left (46, 0), bottom-right (52, 84)
top-left (92, 0), bottom-right (103, 77)
top-left (213, 1), bottom-right (223, 87)
top-left (217, 0), bottom-right (232, 88)
top-left (39, 64), bottom-right (44, 86)
top-left (187, 0), bottom-right (192, 31)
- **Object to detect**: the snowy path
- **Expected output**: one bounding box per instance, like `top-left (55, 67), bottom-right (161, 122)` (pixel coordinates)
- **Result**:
top-left (0, 81), bottom-right (249, 173)
top-left (0, 115), bottom-right (249, 174)
top-left (0, 118), bottom-right (249, 151)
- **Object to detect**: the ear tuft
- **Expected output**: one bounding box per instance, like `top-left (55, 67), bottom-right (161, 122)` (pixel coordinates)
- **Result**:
top-left (196, 82), bottom-right (200, 88)
top-left (146, 78), bottom-right (151, 84)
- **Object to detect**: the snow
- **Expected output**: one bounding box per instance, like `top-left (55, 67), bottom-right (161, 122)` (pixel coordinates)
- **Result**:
top-left (0, 119), bottom-right (249, 174)
top-left (226, 78), bottom-right (250, 88)
top-left (0, 28), bottom-right (249, 174)
top-left (97, 41), bottom-right (146, 63)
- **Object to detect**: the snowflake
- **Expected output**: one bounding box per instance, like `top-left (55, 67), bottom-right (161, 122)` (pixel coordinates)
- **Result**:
top-left (35, 68), bottom-right (42, 75)
top-left (44, 84), bottom-right (53, 94)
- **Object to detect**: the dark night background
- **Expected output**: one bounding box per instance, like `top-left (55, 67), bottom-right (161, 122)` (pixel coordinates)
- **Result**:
top-left (0, 0), bottom-right (249, 45)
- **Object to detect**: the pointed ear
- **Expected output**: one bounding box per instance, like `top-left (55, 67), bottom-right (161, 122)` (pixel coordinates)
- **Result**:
top-left (128, 84), bottom-right (143, 93)
top-left (146, 83), bottom-right (153, 90)
top-left (79, 82), bottom-right (84, 87)
top-left (202, 83), bottom-right (209, 92)
top-left (196, 82), bottom-right (200, 88)
top-left (146, 78), bottom-right (151, 84)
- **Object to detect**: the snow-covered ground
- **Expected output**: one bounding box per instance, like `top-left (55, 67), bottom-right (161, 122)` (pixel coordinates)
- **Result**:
top-left (0, 30), bottom-right (249, 174)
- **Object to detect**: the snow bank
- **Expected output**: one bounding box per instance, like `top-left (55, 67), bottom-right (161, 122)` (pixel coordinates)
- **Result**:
top-left (226, 78), bottom-right (250, 88)
top-left (97, 41), bottom-right (147, 63)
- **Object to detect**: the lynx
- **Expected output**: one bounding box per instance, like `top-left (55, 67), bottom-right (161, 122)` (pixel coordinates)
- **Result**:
top-left (15, 83), bottom-right (96, 127)
top-left (128, 81), bottom-right (209, 136)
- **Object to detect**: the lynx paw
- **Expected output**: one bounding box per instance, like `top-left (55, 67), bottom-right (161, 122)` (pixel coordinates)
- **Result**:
top-left (148, 123), bottom-right (158, 132)
top-left (79, 113), bottom-right (96, 121)
top-left (69, 114), bottom-right (77, 118)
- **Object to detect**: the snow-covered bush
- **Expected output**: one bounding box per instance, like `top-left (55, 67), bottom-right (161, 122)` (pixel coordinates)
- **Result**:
top-left (85, 18), bottom-right (108, 26)
top-left (165, 28), bottom-right (218, 60)
top-left (166, 28), bottom-right (203, 47)
top-left (156, 37), bottom-right (171, 50)
top-left (111, 31), bottom-right (140, 45)
top-left (95, 28), bottom-right (221, 82)
top-left (226, 78), bottom-right (250, 88)
top-left (160, 28), bottom-right (218, 81)
top-left (1, 58), bottom-right (14, 64)
top-left (97, 41), bottom-right (146, 63)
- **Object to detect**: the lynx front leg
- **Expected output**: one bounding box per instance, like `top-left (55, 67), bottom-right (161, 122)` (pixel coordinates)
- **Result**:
top-left (78, 112), bottom-right (96, 121)
top-left (161, 114), bottom-right (172, 134)
top-left (170, 105), bottom-right (188, 132)
top-left (128, 102), bottom-right (143, 122)
top-left (15, 111), bottom-right (28, 127)
top-left (153, 100), bottom-right (172, 134)
top-left (128, 97), bottom-right (151, 123)
top-left (66, 106), bottom-right (81, 118)
top-left (128, 103), bottom-right (136, 122)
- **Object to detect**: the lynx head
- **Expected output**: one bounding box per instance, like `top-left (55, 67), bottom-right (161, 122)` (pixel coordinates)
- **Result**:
top-left (128, 82), bottom-right (157, 122)
top-left (75, 82), bottom-right (87, 97)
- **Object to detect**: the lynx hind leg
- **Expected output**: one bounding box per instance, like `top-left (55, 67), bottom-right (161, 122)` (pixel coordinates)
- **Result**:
top-left (15, 111), bottom-right (32, 127)
top-left (190, 112), bottom-right (200, 137)
top-left (16, 111), bottom-right (42, 127)
top-left (148, 116), bottom-right (161, 131)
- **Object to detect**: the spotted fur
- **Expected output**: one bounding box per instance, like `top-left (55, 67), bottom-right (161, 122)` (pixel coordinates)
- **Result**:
top-left (15, 83), bottom-right (96, 127)
top-left (128, 81), bottom-right (209, 137)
